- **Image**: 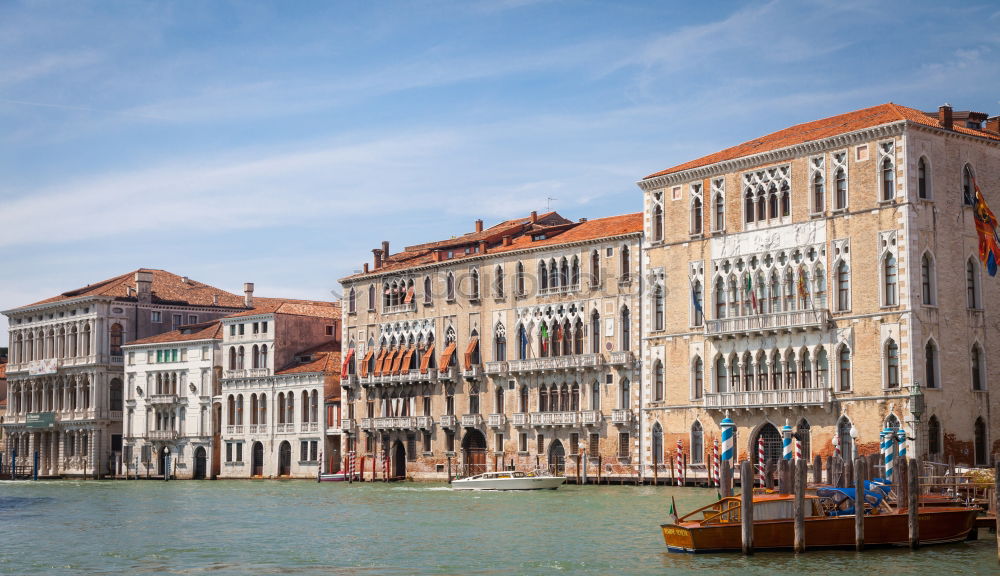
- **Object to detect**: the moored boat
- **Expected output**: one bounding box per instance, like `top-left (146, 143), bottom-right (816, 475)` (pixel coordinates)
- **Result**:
top-left (661, 490), bottom-right (977, 553)
top-left (451, 470), bottom-right (566, 491)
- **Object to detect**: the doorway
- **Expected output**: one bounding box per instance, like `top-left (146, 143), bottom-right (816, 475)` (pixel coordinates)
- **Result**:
top-left (193, 447), bottom-right (207, 479)
top-left (278, 441), bottom-right (292, 476)
top-left (462, 429), bottom-right (487, 476)
top-left (252, 441), bottom-right (264, 477)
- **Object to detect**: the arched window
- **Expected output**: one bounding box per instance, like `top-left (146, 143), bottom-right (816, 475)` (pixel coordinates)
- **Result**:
top-left (691, 195), bottom-right (703, 235)
top-left (591, 380), bottom-right (600, 410)
top-left (260, 345), bottom-right (268, 369)
top-left (621, 306), bottom-right (631, 351)
top-left (692, 280), bottom-right (703, 327)
top-left (423, 276), bottom-right (432, 305)
top-left (590, 310), bottom-right (600, 354)
top-left (967, 258), bottom-right (980, 309)
top-left (691, 421), bottom-right (704, 464)
top-left (653, 285), bottom-right (664, 331)
top-left (590, 250), bottom-right (600, 288)
top-left (311, 390), bottom-right (319, 423)
top-left (713, 191), bottom-right (725, 231)
top-left (653, 360), bottom-right (664, 401)
top-left (538, 322), bottom-right (550, 358)
top-left (516, 262), bottom-right (525, 296)
top-left (715, 356), bottom-right (728, 393)
top-left (813, 172), bottom-right (824, 213)
top-left (918, 156), bottom-right (930, 199)
top-left (836, 260), bottom-right (850, 312)
top-left (653, 202), bottom-right (664, 242)
top-left (302, 390), bottom-right (310, 423)
top-left (539, 387), bottom-right (548, 412)
top-left (519, 385), bottom-right (529, 413)
top-left (517, 325), bottom-right (528, 360)
top-left (573, 318), bottom-right (584, 355)
top-left (227, 395), bottom-right (235, 426)
top-left (446, 273), bottom-right (456, 301)
top-left (237, 346), bottom-right (245, 370)
top-left (921, 253), bottom-right (935, 305)
top-left (972, 343), bottom-right (985, 391)
top-left (837, 417), bottom-right (854, 461)
top-left (816, 348), bottom-right (828, 388)
top-left (470, 268), bottom-right (480, 300)
top-left (229, 347), bottom-right (237, 370)
top-left (348, 287), bottom-right (356, 314)
top-left (550, 258), bottom-right (559, 288)
top-left (286, 392), bottom-right (295, 424)
top-left (236, 394), bottom-right (244, 425)
top-left (767, 185), bottom-right (778, 219)
top-left (620, 245), bottom-right (630, 282)
top-left (744, 190), bottom-right (755, 223)
top-left (885, 339), bottom-right (899, 389)
top-left (571, 256), bottom-right (580, 287)
top-left (834, 167), bottom-right (847, 210)
top-left (571, 382), bottom-right (580, 411)
top-left (975, 417), bottom-right (988, 466)
top-left (715, 277), bottom-right (727, 319)
top-left (382, 282), bottom-right (391, 309)
top-left (925, 340), bottom-right (938, 389)
top-left (109, 323), bottom-right (123, 357)
top-left (928, 415), bottom-right (941, 457)
top-left (251, 394), bottom-right (259, 425)
top-left (692, 356), bottom-right (703, 399)
top-left (539, 261), bottom-right (548, 290)
top-left (780, 182), bottom-right (790, 217)
top-left (883, 254), bottom-right (898, 306)
top-left (620, 378), bottom-right (631, 409)
top-left (277, 393), bottom-right (286, 424)
top-left (881, 156), bottom-right (895, 201)
top-left (252, 345), bottom-right (260, 369)
top-left (963, 164), bottom-right (975, 206)
top-left (495, 384), bottom-right (504, 414)
top-left (494, 322), bottom-right (506, 362)
top-left (651, 422), bottom-right (663, 467)
top-left (494, 265), bottom-right (504, 298)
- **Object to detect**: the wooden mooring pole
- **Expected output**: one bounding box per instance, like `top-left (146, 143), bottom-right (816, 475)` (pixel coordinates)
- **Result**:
top-left (813, 455), bottom-right (822, 485)
top-left (794, 458), bottom-right (807, 553)
top-left (740, 460), bottom-right (754, 555)
top-left (993, 461), bottom-right (999, 561)
top-left (908, 458), bottom-right (920, 549)
top-left (854, 457), bottom-right (865, 551)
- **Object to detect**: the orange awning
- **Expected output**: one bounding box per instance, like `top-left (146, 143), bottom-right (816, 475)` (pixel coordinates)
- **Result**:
top-left (341, 348), bottom-right (355, 379)
top-left (374, 348), bottom-right (388, 376)
top-left (463, 337), bottom-right (480, 370)
top-left (439, 341), bottom-right (457, 373)
top-left (391, 346), bottom-right (407, 374)
top-left (403, 286), bottom-right (415, 304)
top-left (400, 346), bottom-right (416, 373)
top-left (420, 346), bottom-right (435, 374)
top-left (382, 349), bottom-right (398, 376)
top-left (359, 349), bottom-right (374, 378)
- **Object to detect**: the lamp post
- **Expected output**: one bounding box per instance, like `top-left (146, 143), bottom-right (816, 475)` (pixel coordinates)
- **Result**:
top-left (163, 447), bottom-right (170, 482)
top-left (579, 442), bottom-right (587, 485)
top-left (908, 381), bottom-right (925, 459)
top-left (849, 424), bottom-right (859, 459)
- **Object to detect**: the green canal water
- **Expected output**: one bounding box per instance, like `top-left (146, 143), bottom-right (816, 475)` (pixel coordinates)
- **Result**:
top-left (0, 480), bottom-right (997, 575)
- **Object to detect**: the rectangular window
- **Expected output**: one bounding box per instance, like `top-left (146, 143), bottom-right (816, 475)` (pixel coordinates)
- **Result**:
top-left (364, 434), bottom-right (373, 453)
top-left (536, 434), bottom-right (544, 454)
top-left (172, 314), bottom-right (182, 327)
top-left (422, 431), bottom-right (431, 453)
top-left (147, 350), bottom-right (154, 363)
top-left (238, 324), bottom-right (245, 335)
top-left (253, 322), bottom-right (259, 334)
top-left (445, 431), bottom-right (455, 452)
top-left (201, 346), bottom-right (209, 361)
top-left (236, 442), bottom-right (243, 463)
top-left (569, 433), bottom-right (579, 455)
top-left (589, 433), bottom-right (600, 456)
top-left (496, 433), bottom-right (504, 452)
top-left (151, 311), bottom-right (162, 323)
top-left (229, 325), bottom-right (236, 336)
top-left (326, 326), bottom-right (335, 336)
top-left (156, 350), bottom-right (163, 363)
top-left (171, 349), bottom-right (178, 362)
top-left (226, 442), bottom-right (233, 462)
top-left (261, 321), bottom-right (268, 333)
top-left (188, 315), bottom-right (198, 324)
top-left (407, 434), bottom-right (417, 461)
top-left (301, 441), bottom-right (309, 461)
top-left (618, 432), bottom-right (630, 458)
top-left (519, 432), bottom-right (528, 452)
top-left (180, 348), bottom-right (187, 361)
top-left (310, 441), bottom-right (318, 462)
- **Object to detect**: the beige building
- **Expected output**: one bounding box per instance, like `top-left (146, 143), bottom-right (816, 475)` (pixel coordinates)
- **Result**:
top-left (340, 211), bottom-right (644, 481)
top-left (638, 103), bottom-right (1000, 471)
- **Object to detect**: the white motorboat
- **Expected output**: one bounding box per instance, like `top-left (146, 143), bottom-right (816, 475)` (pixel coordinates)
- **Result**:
top-left (450, 470), bottom-right (566, 491)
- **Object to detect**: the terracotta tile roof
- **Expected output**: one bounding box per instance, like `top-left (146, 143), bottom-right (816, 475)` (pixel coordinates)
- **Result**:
top-left (21, 269), bottom-right (248, 309)
top-left (342, 212), bottom-right (642, 280)
top-left (225, 298), bottom-right (340, 319)
top-left (643, 103), bottom-right (1000, 181)
top-left (127, 321), bottom-right (224, 347)
top-left (275, 341), bottom-right (341, 375)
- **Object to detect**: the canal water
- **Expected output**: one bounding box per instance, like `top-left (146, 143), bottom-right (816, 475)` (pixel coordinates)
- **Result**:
top-left (0, 480), bottom-right (997, 575)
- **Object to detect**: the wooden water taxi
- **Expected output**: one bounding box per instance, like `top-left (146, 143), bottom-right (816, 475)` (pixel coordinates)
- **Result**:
top-left (451, 470), bottom-right (565, 491)
top-left (661, 489), bottom-right (977, 553)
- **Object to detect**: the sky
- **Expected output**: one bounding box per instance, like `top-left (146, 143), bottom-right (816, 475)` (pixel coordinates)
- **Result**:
top-left (2, 0), bottom-right (1000, 347)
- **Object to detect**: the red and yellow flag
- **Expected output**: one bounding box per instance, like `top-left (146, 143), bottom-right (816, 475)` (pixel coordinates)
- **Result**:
top-left (973, 179), bottom-right (1000, 277)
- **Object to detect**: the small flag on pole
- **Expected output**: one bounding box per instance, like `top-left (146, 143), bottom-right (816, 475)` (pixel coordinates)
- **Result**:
top-left (972, 178), bottom-right (1000, 276)
top-left (797, 268), bottom-right (809, 300)
top-left (744, 275), bottom-right (757, 313)
top-left (669, 495), bottom-right (679, 524)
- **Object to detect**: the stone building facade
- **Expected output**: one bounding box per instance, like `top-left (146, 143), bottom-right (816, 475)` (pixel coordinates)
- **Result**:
top-left (637, 103), bottom-right (1000, 471)
top-left (340, 211), bottom-right (644, 481)
top-left (216, 299), bottom-right (341, 479)
top-left (2, 270), bottom-right (251, 477)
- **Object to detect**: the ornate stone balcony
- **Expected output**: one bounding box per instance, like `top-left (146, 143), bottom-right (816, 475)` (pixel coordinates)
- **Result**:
top-left (326, 418), bottom-right (352, 434)
top-left (274, 423), bottom-right (295, 434)
top-left (507, 354), bottom-right (604, 374)
top-left (148, 394), bottom-right (180, 406)
top-left (610, 408), bottom-right (633, 424)
top-left (463, 366), bottom-right (483, 380)
top-left (248, 424), bottom-right (269, 434)
top-left (384, 302), bottom-right (417, 315)
top-left (439, 414), bottom-right (458, 429)
top-left (360, 370), bottom-right (437, 387)
top-left (343, 374), bottom-right (359, 388)
top-left (438, 366), bottom-right (459, 382)
top-left (528, 410), bottom-right (601, 427)
top-left (512, 412), bottom-right (528, 426)
top-left (487, 413), bottom-right (506, 427)
top-left (485, 361), bottom-right (508, 376)
top-left (704, 309), bottom-right (830, 339)
top-left (703, 387), bottom-right (831, 411)
top-left (371, 417), bottom-right (419, 430)
top-left (224, 368), bottom-right (271, 379)
top-left (607, 351), bottom-right (635, 367)
top-left (147, 430), bottom-right (178, 441)
top-left (461, 414), bottom-right (483, 428)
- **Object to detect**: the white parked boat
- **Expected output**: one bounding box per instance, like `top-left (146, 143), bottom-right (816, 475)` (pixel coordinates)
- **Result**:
top-left (450, 470), bottom-right (566, 491)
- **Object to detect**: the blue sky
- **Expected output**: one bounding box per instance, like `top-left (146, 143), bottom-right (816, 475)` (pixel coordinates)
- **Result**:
top-left (2, 0), bottom-right (1000, 346)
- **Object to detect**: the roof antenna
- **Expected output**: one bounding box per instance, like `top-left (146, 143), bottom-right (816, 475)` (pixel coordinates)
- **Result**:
top-left (546, 197), bottom-right (557, 210)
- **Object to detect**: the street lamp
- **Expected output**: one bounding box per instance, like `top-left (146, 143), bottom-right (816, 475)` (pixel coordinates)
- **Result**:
top-left (908, 381), bottom-right (925, 458)
top-left (579, 442), bottom-right (587, 485)
top-left (849, 424), bottom-right (858, 459)
top-left (163, 447), bottom-right (170, 482)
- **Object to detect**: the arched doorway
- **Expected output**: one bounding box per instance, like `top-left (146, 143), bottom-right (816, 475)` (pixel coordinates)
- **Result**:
top-left (651, 422), bottom-right (663, 468)
top-left (392, 441), bottom-right (406, 479)
top-left (159, 449), bottom-right (169, 478)
top-left (752, 423), bottom-right (782, 465)
top-left (251, 441), bottom-right (264, 477)
top-left (548, 440), bottom-right (566, 475)
top-left (278, 441), bottom-right (292, 477)
top-left (193, 447), bottom-right (207, 479)
top-left (462, 429), bottom-right (487, 476)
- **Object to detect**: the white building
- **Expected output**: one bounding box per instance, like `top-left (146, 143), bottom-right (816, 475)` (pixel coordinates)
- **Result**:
top-left (217, 300), bottom-right (341, 479)
top-left (123, 321), bottom-right (223, 479)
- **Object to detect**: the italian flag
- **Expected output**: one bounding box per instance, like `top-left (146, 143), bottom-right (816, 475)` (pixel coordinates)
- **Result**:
top-left (745, 275), bottom-right (758, 313)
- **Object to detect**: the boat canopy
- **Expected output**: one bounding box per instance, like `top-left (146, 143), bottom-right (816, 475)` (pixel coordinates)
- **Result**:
top-left (815, 485), bottom-right (886, 516)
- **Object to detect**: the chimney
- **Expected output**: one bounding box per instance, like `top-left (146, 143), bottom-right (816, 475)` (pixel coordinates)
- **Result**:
top-left (502, 235), bottom-right (512, 247)
top-left (433, 250), bottom-right (443, 262)
top-left (181, 276), bottom-right (189, 284)
top-left (381, 240), bottom-right (390, 257)
top-left (478, 240), bottom-right (487, 254)
top-left (363, 263), bottom-right (370, 273)
top-left (243, 282), bottom-right (254, 308)
top-left (530, 211), bottom-right (538, 223)
top-left (475, 219), bottom-right (483, 233)
top-left (939, 104), bottom-right (953, 130)
top-left (212, 294), bottom-right (219, 306)
top-left (134, 271), bottom-right (153, 303)
top-left (372, 248), bottom-right (383, 269)
top-left (986, 116), bottom-right (1000, 135)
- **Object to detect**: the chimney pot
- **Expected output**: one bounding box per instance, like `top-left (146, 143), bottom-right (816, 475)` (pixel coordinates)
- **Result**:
top-left (433, 250), bottom-right (442, 262)
top-left (985, 116), bottom-right (1000, 135)
top-left (478, 240), bottom-right (487, 254)
top-left (475, 219), bottom-right (483, 233)
top-left (243, 282), bottom-right (254, 307)
top-left (530, 211), bottom-right (538, 223)
top-left (372, 248), bottom-right (383, 269)
top-left (382, 240), bottom-right (390, 257)
top-left (363, 263), bottom-right (370, 273)
top-left (134, 271), bottom-right (153, 303)
top-left (181, 276), bottom-right (189, 284)
top-left (939, 104), bottom-right (953, 130)
top-left (502, 235), bottom-right (512, 247)
top-left (212, 294), bottom-right (219, 306)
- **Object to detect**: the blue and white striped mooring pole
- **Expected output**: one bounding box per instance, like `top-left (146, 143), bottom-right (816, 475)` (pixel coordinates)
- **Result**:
top-left (882, 427), bottom-right (894, 483)
top-left (720, 413), bottom-right (735, 464)
top-left (897, 429), bottom-right (907, 462)
top-left (782, 420), bottom-right (793, 461)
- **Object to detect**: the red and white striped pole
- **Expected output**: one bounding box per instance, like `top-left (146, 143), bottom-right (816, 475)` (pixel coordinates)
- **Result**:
top-left (712, 439), bottom-right (720, 487)
top-left (794, 438), bottom-right (802, 461)
top-left (675, 439), bottom-right (684, 486)
top-left (757, 436), bottom-right (765, 487)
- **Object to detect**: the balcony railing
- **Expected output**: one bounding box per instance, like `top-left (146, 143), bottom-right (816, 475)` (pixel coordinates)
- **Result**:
top-left (384, 302), bottom-right (417, 315)
top-left (372, 417), bottom-right (418, 430)
top-left (149, 394), bottom-right (180, 406)
top-left (415, 416), bottom-right (434, 429)
top-left (248, 424), bottom-right (269, 434)
top-left (704, 308), bottom-right (830, 338)
top-left (462, 366), bottom-right (483, 380)
top-left (610, 409), bottom-right (633, 424)
top-left (538, 283), bottom-right (580, 296)
top-left (361, 418), bottom-right (374, 429)
top-left (223, 368), bottom-right (271, 379)
top-left (275, 423), bottom-right (295, 434)
top-left (607, 351), bottom-right (635, 367)
top-left (507, 354), bottom-right (604, 374)
top-left (461, 414), bottom-right (483, 428)
top-left (703, 387), bottom-right (831, 410)
top-left (343, 374), bottom-right (358, 388)
top-left (328, 418), bottom-right (353, 433)
top-left (487, 413), bottom-right (506, 427)
top-left (512, 412), bottom-right (528, 426)
top-left (528, 411), bottom-right (601, 427)
top-left (147, 430), bottom-right (178, 441)
top-left (438, 367), bottom-right (459, 382)
top-left (224, 425), bottom-right (245, 435)
top-left (439, 414), bottom-right (458, 429)
top-left (484, 361), bottom-right (508, 376)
